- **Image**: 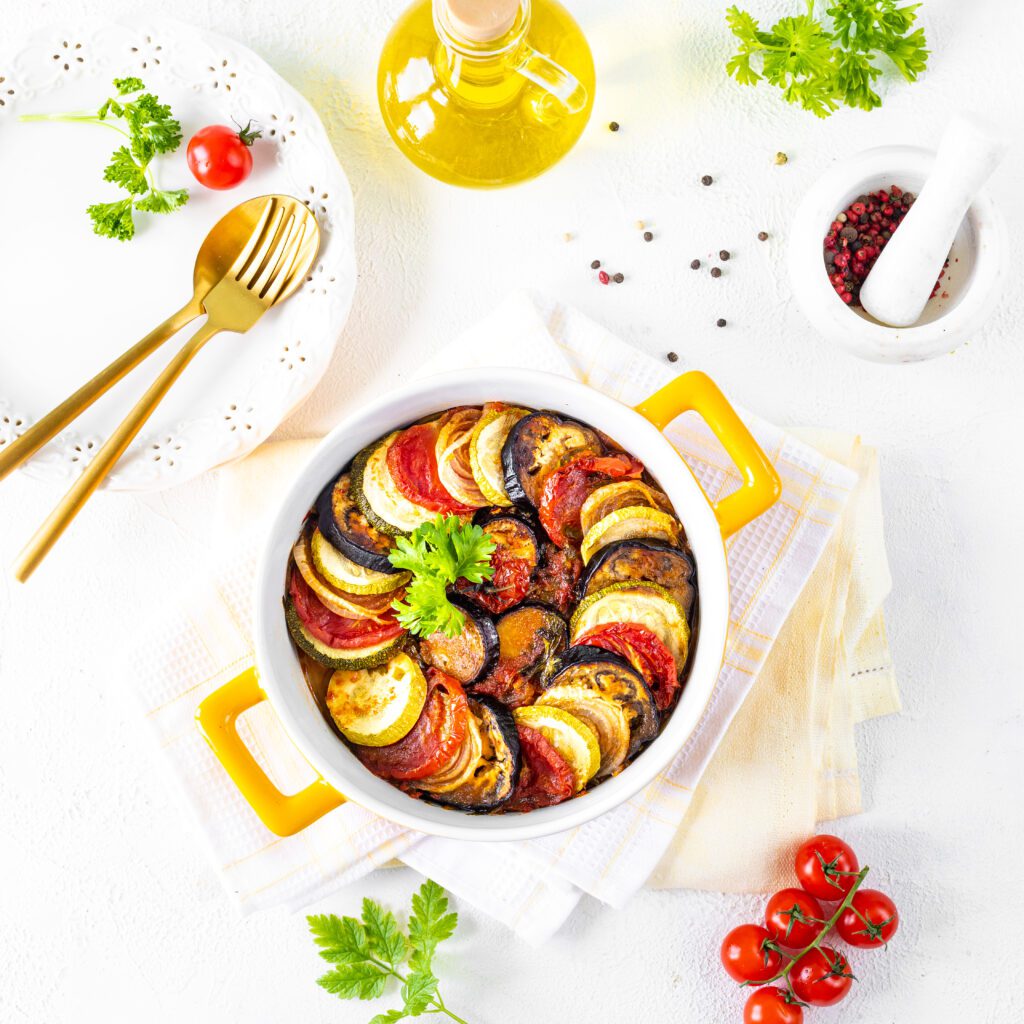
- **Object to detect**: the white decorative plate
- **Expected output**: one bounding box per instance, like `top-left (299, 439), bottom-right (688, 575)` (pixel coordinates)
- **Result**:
top-left (0, 17), bottom-right (355, 490)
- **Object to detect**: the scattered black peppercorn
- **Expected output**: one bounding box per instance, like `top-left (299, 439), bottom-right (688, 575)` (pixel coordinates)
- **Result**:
top-left (710, 266), bottom-right (722, 278)
top-left (719, 249), bottom-right (731, 261)
top-left (612, 272), bottom-right (625, 283)
top-left (643, 231), bottom-right (653, 242)
top-left (609, 121), bottom-right (620, 132)
top-left (591, 259), bottom-right (601, 269)
top-left (716, 318), bottom-right (727, 328)
top-left (757, 231), bottom-right (769, 241)
top-left (690, 259), bottom-right (701, 270)
top-left (701, 174), bottom-right (713, 186)
top-left (667, 351), bottom-right (679, 363)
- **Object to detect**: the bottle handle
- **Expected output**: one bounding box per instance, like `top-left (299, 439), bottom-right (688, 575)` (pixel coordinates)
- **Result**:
top-left (511, 44), bottom-right (588, 114)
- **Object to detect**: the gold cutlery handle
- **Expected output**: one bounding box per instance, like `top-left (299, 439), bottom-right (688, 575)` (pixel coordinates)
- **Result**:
top-left (13, 319), bottom-right (222, 583)
top-left (0, 300), bottom-right (202, 484)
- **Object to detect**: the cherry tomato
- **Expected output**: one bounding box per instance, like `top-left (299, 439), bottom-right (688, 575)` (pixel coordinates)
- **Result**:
top-left (744, 987), bottom-right (804, 1024)
top-left (794, 834), bottom-right (860, 900)
top-left (764, 888), bottom-right (825, 949)
top-left (837, 889), bottom-right (899, 948)
top-left (720, 924), bottom-right (783, 984)
top-left (187, 122), bottom-right (261, 190)
top-left (790, 946), bottom-right (854, 1007)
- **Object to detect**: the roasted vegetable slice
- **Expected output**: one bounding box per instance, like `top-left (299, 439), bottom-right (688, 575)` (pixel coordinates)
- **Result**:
top-left (293, 531), bottom-right (400, 621)
top-left (413, 707), bottom-right (484, 794)
top-left (579, 479), bottom-right (672, 536)
top-left (469, 403), bottom-right (529, 506)
top-left (317, 471), bottom-right (402, 574)
top-left (542, 647), bottom-right (659, 767)
top-left (571, 581), bottom-right (690, 674)
top-left (310, 527), bottom-right (410, 595)
top-left (425, 695), bottom-right (521, 811)
top-left (326, 653), bottom-right (427, 746)
top-left (285, 570), bottom-right (405, 670)
top-left (456, 507), bottom-right (540, 614)
top-left (575, 621), bottom-right (681, 711)
top-left (579, 506), bottom-right (682, 565)
top-left (501, 412), bottom-right (603, 508)
top-left (355, 669), bottom-right (469, 781)
top-left (388, 421), bottom-right (475, 515)
top-left (513, 705), bottom-right (601, 791)
top-left (505, 725), bottom-right (576, 812)
top-left (419, 594), bottom-right (499, 684)
top-left (578, 538), bottom-right (696, 619)
top-left (354, 433), bottom-right (436, 535)
top-left (473, 603), bottom-right (568, 707)
top-left (435, 407), bottom-right (488, 507)
top-left (538, 452), bottom-right (644, 547)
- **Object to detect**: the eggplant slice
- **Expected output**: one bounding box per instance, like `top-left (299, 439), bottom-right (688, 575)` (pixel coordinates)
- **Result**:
top-left (425, 696), bottom-right (521, 811)
top-left (579, 538), bottom-right (697, 621)
top-left (543, 646), bottom-right (659, 763)
top-left (419, 595), bottom-right (499, 685)
top-left (316, 470), bottom-right (401, 574)
top-left (501, 412), bottom-right (603, 508)
top-left (457, 507), bottom-right (541, 613)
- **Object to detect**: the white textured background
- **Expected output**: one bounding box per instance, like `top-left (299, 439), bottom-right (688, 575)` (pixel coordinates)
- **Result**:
top-left (2, 1), bottom-right (1023, 1022)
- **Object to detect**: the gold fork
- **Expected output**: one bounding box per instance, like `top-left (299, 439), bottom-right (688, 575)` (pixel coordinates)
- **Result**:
top-left (14, 195), bottom-right (320, 583)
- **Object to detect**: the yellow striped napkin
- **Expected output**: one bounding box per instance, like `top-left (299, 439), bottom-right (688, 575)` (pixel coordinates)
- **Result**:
top-left (132, 293), bottom-right (898, 944)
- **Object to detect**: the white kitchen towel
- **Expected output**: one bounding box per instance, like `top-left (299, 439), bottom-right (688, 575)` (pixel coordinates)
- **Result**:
top-left (134, 292), bottom-right (861, 944)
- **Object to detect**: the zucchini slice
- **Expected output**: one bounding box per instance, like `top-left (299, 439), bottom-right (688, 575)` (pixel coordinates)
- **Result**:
top-left (310, 528), bottom-right (410, 596)
top-left (354, 433), bottom-right (437, 535)
top-left (326, 653), bottom-right (427, 747)
top-left (542, 646), bottom-right (659, 766)
top-left (293, 532), bottom-right (398, 621)
top-left (425, 696), bottom-right (521, 811)
top-left (570, 581), bottom-right (690, 674)
top-left (579, 538), bottom-right (696, 620)
top-left (501, 411), bottom-right (603, 508)
top-left (513, 705), bottom-right (601, 791)
top-left (316, 471), bottom-right (401, 574)
top-left (284, 598), bottom-right (405, 670)
top-left (419, 595), bottom-right (499, 684)
top-left (579, 506), bottom-right (682, 565)
top-left (579, 480), bottom-right (673, 536)
top-left (469, 403), bottom-right (529, 506)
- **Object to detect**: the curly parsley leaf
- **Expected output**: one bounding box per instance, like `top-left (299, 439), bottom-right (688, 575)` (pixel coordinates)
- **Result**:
top-left (310, 880), bottom-right (466, 1023)
top-left (388, 515), bottom-right (496, 638)
top-left (21, 76), bottom-right (187, 240)
top-left (725, 1), bottom-right (929, 116)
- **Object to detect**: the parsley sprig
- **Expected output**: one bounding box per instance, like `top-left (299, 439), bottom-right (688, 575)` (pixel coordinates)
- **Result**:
top-left (309, 879), bottom-right (469, 1024)
top-left (726, 1), bottom-right (929, 117)
top-left (388, 516), bottom-right (495, 638)
top-left (20, 76), bottom-right (188, 240)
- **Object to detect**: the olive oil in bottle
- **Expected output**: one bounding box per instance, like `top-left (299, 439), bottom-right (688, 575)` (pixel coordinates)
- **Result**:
top-left (378, 0), bottom-right (595, 188)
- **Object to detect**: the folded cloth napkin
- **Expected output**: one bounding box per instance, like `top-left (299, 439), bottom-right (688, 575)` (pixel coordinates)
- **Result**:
top-left (132, 293), bottom-right (897, 943)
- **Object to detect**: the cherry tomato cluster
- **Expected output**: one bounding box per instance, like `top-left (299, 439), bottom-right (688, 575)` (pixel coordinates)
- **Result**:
top-left (720, 835), bottom-right (899, 1024)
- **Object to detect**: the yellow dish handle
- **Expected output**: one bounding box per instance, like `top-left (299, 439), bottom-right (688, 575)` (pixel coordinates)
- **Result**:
top-left (195, 666), bottom-right (345, 837)
top-left (635, 371), bottom-right (781, 539)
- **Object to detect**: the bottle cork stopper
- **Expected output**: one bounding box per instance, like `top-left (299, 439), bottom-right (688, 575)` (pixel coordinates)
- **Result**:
top-left (444, 0), bottom-right (520, 42)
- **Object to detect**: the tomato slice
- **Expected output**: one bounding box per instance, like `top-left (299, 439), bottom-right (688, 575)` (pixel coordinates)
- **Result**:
top-left (506, 725), bottom-right (575, 812)
top-left (457, 545), bottom-right (532, 615)
top-left (529, 543), bottom-right (583, 616)
top-left (471, 663), bottom-right (539, 708)
top-left (387, 422), bottom-right (474, 514)
top-left (538, 453), bottom-right (644, 547)
top-left (355, 669), bottom-right (469, 781)
top-left (289, 570), bottom-right (403, 650)
top-left (575, 621), bottom-right (680, 710)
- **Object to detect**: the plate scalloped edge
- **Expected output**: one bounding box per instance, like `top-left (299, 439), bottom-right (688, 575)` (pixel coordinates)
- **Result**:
top-left (0, 16), bottom-right (356, 491)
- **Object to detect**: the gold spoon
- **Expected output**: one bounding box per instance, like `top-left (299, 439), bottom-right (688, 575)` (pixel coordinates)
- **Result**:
top-left (14, 195), bottom-right (320, 582)
top-left (0, 196), bottom-right (296, 484)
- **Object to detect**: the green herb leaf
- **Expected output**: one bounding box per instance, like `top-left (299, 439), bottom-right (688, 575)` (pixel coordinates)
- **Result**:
top-left (725, 0), bottom-right (928, 116)
top-left (87, 198), bottom-right (136, 242)
top-left (408, 879), bottom-right (458, 974)
top-left (307, 913), bottom-right (373, 964)
top-left (103, 146), bottom-right (149, 195)
top-left (362, 898), bottom-right (408, 968)
top-left (401, 969), bottom-right (438, 1016)
top-left (135, 188), bottom-right (188, 214)
top-left (316, 962), bottom-right (389, 1000)
top-left (369, 1011), bottom-right (408, 1024)
top-left (114, 76), bottom-right (145, 95)
top-left (389, 515), bottom-right (495, 638)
